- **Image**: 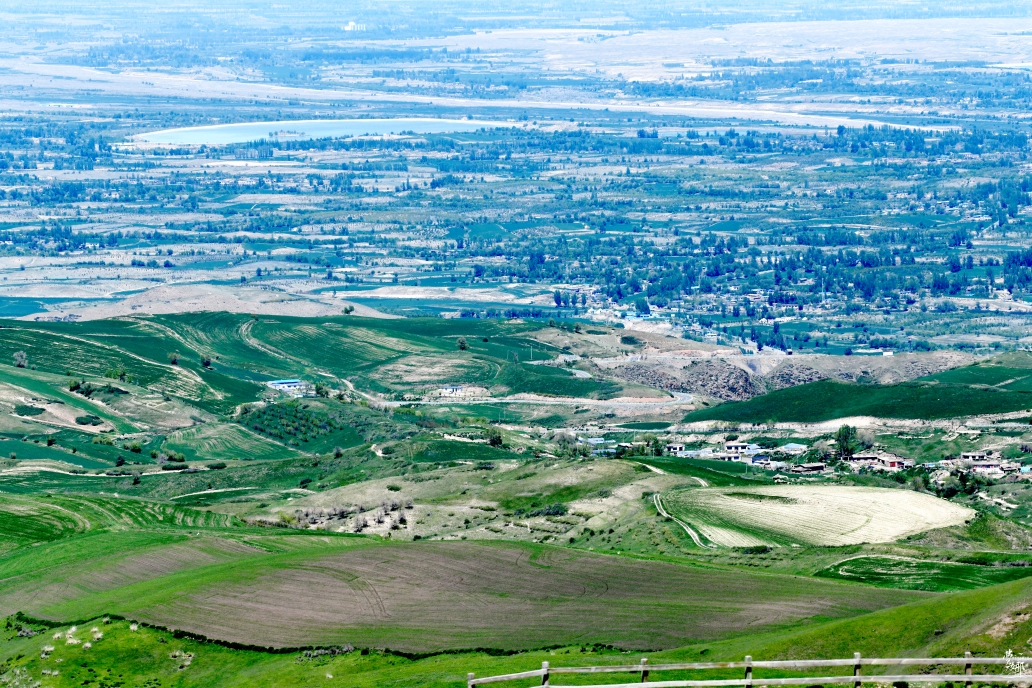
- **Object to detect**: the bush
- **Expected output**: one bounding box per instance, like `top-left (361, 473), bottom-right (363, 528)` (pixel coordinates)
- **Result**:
top-left (77, 415), bottom-right (103, 426)
top-left (207, 462), bottom-right (227, 470)
top-left (13, 405), bottom-right (43, 416)
top-left (161, 463), bottom-right (188, 471)
top-left (521, 503), bottom-right (568, 517)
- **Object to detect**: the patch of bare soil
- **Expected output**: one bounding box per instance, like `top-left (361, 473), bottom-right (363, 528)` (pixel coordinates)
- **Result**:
top-left (986, 611), bottom-right (1032, 639)
top-left (22, 282), bottom-right (393, 321)
top-left (610, 351), bottom-right (977, 400)
top-left (124, 541), bottom-right (919, 652)
top-left (610, 363), bottom-right (686, 393)
top-left (683, 360), bottom-right (764, 400)
top-left (613, 360), bottom-right (763, 400)
top-left (799, 351), bottom-right (975, 384)
top-left (764, 362), bottom-right (827, 391)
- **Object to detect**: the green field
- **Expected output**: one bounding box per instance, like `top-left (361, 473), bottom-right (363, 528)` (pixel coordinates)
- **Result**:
top-left (817, 555), bottom-right (1032, 592)
top-left (683, 378), bottom-right (1032, 423)
top-left (4, 557), bottom-right (1032, 688)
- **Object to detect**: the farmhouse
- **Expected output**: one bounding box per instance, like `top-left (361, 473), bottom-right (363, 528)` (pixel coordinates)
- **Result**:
top-left (266, 379), bottom-right (312, 397)
top-left (848, 452), bottom-right (913, 472)
top-left (877, 455), bottom-right (913, 469)
top-left (961, 452), bottom-right (988, 462)
top-left (665, 443), bottom-right (686, 453)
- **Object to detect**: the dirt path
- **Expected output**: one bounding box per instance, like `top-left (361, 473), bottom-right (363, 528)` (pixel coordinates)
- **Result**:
top-left (653, 493), bottom-right (711, 548)
top-left (170, 486), bottom-right (259, 500)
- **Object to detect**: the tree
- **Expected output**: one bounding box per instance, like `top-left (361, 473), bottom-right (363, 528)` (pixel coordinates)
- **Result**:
top-left (486, 428), bottom-right (503, 447)
top-left (12, 351), bottom-right (27, 368)
top-left (457, 337), bottom-right (468, 351)
top-left (834, 424), bottom-right (857, 461)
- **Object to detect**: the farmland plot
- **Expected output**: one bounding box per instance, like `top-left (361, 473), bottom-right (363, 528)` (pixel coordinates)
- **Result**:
top-left (817, 555), bottom-right (1032, 592)
top-left (32, 540), bottom-right (919, 652)
top-left (163, 422), bottom-right (300, 462)
top-left (663, 486), bottom-right (973, 547)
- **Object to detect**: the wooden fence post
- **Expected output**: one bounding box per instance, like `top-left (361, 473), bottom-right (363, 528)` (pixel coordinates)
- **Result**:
top-left (854, 652), bottom-right (862, 688)
top-left (541, 661), bottom-right (550, 686)
top-left (468, 672), bottom-right (475, 688)
top-left (641, 657), bottom-right (649, 683)
top-left (745, 655), bottom-right (753, 688)
top-left (965, 651), bottom-right (973, 688)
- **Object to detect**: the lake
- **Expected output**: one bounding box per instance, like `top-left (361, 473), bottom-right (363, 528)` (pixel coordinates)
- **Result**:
top-left (135, 118), bottom-right (513, 145)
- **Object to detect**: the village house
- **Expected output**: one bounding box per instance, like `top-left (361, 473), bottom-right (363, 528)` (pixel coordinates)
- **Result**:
top-left (266, 379), bottom-right (312, 397)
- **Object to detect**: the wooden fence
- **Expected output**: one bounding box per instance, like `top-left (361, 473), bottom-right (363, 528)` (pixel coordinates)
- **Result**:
top-left (467, 653), bottom-right (1032, 688)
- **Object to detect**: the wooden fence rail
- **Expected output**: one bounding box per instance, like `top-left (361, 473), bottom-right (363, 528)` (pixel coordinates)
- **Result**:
top-left (467, 653), bottom-right (1032, 688)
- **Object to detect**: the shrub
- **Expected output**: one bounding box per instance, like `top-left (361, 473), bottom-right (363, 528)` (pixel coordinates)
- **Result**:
top-left (77, 415), bottom-right (103, 426)
top-left (386, 484), bottom-right (401, 492)
top-left (14, 404), bottom-right (43, 416)
top-left (161, 463), bottom-right (188, 471)
top-left (207, 462), bottom-right (227, 470)
top-left (520, 503), bottom-right (568, 517)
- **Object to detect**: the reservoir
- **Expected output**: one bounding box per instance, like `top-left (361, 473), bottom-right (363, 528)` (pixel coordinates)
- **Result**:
top-left (135, 117), bottom-right (512, 145)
